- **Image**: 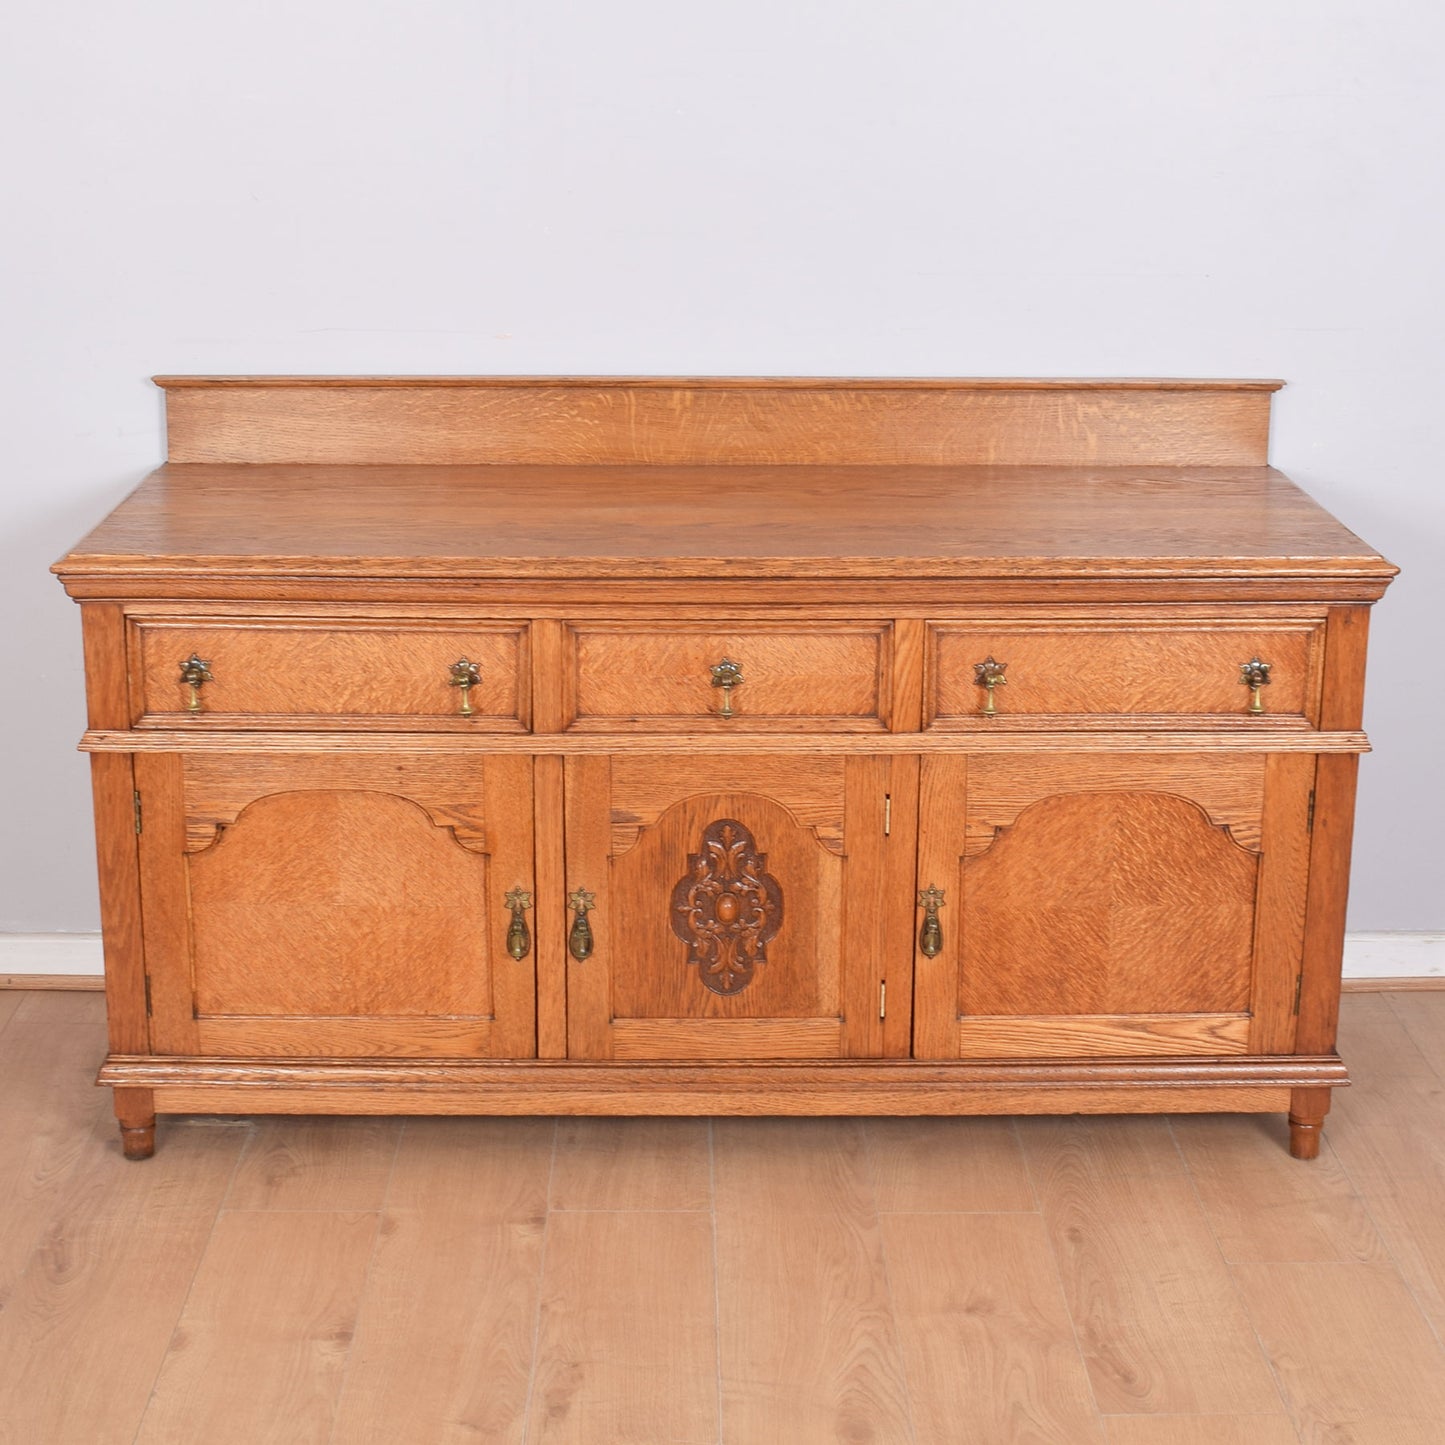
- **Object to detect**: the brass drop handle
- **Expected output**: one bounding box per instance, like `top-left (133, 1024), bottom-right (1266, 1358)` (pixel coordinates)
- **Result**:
top-left (567, 887), bottom-right (596, 962)
top-left (1240, 657), bottom-right (1272, 715)
top-left (710, 657), bottom-right (744, 719)
top-left (973, 656), bottom-right (1007, 716)
top-left (917, 885), bottom-right (945, 957)
top-left (504, 887), bottom-right (533, 961)
top-left (449, 658), bottom-right (482, 716)
top-left (178, 654), bottom-right (214, 713)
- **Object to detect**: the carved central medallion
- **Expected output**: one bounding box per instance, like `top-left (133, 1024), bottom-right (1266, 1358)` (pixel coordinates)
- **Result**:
top-left (670, 818), bottom-right (783, 996)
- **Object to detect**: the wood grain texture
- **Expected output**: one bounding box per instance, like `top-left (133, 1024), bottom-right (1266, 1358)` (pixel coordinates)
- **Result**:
top-left (135, 1210), bottom-right (378, 1445)
top-left (956, 1014), bottom-right (1251, 1059)
top-left (83, 724), bottom-right (1373, 755)
top-left (867, 1116), bottom-right (1036, 1212)
top-left (713, 1116), bottom-right (873, 1214)
top-left (0, 1116), bottom-right (246, 1445)
top-left (1170, 1114), bottom-right (1386, 1263)
top-left (883, 1212), bottom-right (1107, 1445)
top-left (54, 464), bottom-right (1396, 588)
top-left (1328, 995), bottom-right (1445, 1342)
top-left (565, 755), bottom-right (886, 1060)
top-left (222, 1116), bottom-right (400, 1211)
top-left (1297, 753), bottom-right (1359, 1055)
top-left (1232, 1261), bottom-right (1445, 1439)
top-left (155, 376), bottom-right (1280, 466)
top-left (961, 751), bottom-right (1267, 853)
top-left (1021, 1115), bottom-right (1282, 1415)
top-left (717, 1208), bottom-right (913, 1443)
top-left (958, 791), bottom-right (1258, 1019)
top-left (145, 1081), bottom-right (1300, 1119)
top-left (88, 751), bottom-right (148, 1054)
top-left (81, 593), bottom-right (150, 1056)
top-left (532, 754), bottom-right (568, 1058)
top-left (527, 1211), bottom-right (717, 1443)
top-left (0, 975), bottom-right (105, 991)
top-left (0, 996), bottom-right (114, 1305)
top-left (1249, 752), bottom-right (1316, 1054)
top-left (130, 615), bottom-right (528, 729)
top-left (331, 1118), bottom-right (553, 1445)
top-left (8, 995), bottom-right (1445, 1442)
top-left (141, 752), bottom-right (536, 1061)
top-left (57, 376), bottom-right (1394, 1154)
top-left (712, 1124), bottom-right (903, 1443)
top-left (1104, 1419), bottom-right (1299, 1444)
top-left (548, 1117), bottom-right (711, 1211)
top-left (564, 619), bottom-right (890, 731)
top-left (929, 618), bottom-right (1322, 722)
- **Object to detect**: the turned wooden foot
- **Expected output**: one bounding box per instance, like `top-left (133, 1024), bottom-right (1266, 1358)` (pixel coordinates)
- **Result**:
top-left (1288, 1085), bottom-right (1332, 1161)
top-left (115, 1086), bottom-right (156, 1160)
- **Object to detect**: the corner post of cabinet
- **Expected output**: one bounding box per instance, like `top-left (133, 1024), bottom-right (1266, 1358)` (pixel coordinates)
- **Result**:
top-left (80, 602), bottom-right (149, 1056)
top-left (1295, 605), bottom-right (1372, 1059)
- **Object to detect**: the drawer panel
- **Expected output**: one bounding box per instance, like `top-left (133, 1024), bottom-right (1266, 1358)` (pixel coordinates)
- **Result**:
top-left (561, 622), bottom-right (892, 730)
top-left (927, 619), bottom-right (1323, 725)
top-left (131, 617), bottom-right (529, 728)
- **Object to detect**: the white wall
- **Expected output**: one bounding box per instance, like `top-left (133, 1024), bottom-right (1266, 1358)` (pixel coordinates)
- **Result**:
top-left (2, 1), bottom-right (1440, 932)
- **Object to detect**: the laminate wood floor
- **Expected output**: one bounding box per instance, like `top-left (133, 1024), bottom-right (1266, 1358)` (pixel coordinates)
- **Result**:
top-left (0, 990), bottom-right (1442, 1444)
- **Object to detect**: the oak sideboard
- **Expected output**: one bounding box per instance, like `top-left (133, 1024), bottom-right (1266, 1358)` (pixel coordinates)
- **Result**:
top-left (53, 376), bottom-right (1396, 1160)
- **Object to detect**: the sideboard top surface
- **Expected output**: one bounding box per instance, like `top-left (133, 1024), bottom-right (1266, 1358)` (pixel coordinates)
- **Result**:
top-left (52, 377), bottom-right (1395, 591)
top-left (54, 462), bottom-right (1393, 586)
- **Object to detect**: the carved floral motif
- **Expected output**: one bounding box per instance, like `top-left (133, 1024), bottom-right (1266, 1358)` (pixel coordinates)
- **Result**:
top-left (670, 818), bottom-right (783, 995)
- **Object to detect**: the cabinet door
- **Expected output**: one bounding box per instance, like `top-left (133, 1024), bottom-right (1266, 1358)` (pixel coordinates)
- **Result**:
top-left (914, 753), bottom-right (1313, 1059)
top-left (562, 754), bottom-right (917, 1059)
top-left (136, 752), bottom-right (535, 1058)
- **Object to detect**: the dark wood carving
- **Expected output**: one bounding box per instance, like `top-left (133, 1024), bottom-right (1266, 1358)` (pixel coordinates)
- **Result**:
top-left (670, 818), bottom-right (783, 995)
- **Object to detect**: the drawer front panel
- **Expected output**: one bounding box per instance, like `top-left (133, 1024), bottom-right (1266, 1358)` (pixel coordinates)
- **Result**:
top-left (562, 622), bottom-right (892, 730)
top-left (927, 620), bottom-right (1323, 725)
top-left (132, 618), bottom-right (528, 728)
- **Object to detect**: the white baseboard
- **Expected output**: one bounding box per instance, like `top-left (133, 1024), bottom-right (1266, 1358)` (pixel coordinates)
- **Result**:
top-left (1, 930), bottom-right (1442, 985)
top-left (1338, 931), bottom-right (1445, 980)
top-left (1, 933), bottom-right (106, 975)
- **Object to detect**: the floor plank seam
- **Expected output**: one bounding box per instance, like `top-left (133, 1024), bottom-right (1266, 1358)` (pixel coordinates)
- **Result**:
top-left (1165, 1114), bottom-right (1304, 1438)
top-left (324, 1118), bottom-right (405, 1445)
top-left (707, 1118), bottom-right (724, 1445)
top-left (1319, 1114), bottom-right (1445, 1363)
top-left (861, 1120), bottom-right (924, 1445)
top-left (1385, 992), bottom-right (1445, 1085)
top-left (519, 1116), bottom-right (560, 1443)
top-left (127, 1120), bottom-right (250, 1445)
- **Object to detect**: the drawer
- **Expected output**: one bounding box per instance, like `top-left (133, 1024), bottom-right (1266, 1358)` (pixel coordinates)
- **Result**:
top-left (130, 617), bottom-right (529, 729)
top-left (927, 618), bottom-right (1324, 725)
top-left (559, 622), bottom-right (893, 730)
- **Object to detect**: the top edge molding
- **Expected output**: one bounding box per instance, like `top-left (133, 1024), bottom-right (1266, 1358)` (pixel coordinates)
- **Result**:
top-left (152, 375), bottom-right (1287, 392)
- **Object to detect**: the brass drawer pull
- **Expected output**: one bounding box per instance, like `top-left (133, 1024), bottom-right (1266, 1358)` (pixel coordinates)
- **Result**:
top-left (449, 658), bottom-right (482, 716)
top-left (567, 887), bottom-right (596, 961)
top-left (973, 656), bottom-right (1007, 716)
top-left (178, 654), bottom-right (214, 712)
top-left (1240, 657), bottom-right (1272, 715)
top-left (917, 885), bottom-right (946, 957)
top-left (710, 657), bottom-right (744, 718)
top-left (504, 887), bottom-right (533, 961)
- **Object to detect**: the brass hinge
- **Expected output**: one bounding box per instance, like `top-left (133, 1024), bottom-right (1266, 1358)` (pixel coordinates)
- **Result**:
top-left (1293, 972), bottom-right (1304, 1015)
top-left (883, 793), bottom-right (892, 836)
top-left (1306, 789), bottom-right (1316, 832)
top-left (133, 790), bottom-right (143, 835)
top-left (879, 980), bottom-right (887, 1020)
top-left (143, 975), bottom-right (152, 1015)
